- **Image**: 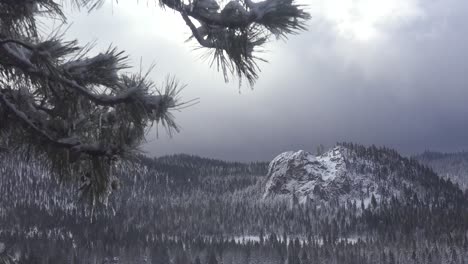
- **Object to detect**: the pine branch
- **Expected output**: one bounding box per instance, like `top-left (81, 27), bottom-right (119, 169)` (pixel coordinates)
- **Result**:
top-left (0, 90), bottom-right (123, 157)
top-left (0, 38), bottom-right (154, 106)
top-left (171, 0), bottom-right (309, 84)
top-left (181, 12), bottom-right (215, 48)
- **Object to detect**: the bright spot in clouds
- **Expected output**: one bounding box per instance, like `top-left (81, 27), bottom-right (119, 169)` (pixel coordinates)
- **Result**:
top-left (310, 0), bottom-right (424, 41)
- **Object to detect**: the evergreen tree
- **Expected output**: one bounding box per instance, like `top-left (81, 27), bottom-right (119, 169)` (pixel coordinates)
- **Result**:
top-left (371, 194), bottom-right (377, 209)
top-left (207, 251), bottom-right (218, 264)
top-left (300, 250), bottom-right (309, 264)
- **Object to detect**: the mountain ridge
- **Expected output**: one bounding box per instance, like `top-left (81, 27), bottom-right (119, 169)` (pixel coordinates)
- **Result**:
top-left (264, 143), bottom-right (465, 206)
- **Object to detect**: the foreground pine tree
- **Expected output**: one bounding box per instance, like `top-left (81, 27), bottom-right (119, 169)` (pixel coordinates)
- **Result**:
top-left (0, 0), bottom-right (309, 203)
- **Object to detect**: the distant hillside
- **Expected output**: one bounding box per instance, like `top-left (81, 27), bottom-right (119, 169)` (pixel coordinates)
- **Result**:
top-left (139, 153), bottom-right (268, 183)
top-left (415, 151), bottom-right (468, 190)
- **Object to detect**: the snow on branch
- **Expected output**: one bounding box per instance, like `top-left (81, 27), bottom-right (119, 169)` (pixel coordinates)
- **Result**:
top-left (0, 38), bottom-right (159, 107)
top-left (62, 48), bottom-right (127, 87)
top-left (0, 89), bottom-right (124, 157)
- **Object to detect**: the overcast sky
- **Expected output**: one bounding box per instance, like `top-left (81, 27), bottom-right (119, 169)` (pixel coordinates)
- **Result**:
top-left (57, 0), bottom-right (468, 161)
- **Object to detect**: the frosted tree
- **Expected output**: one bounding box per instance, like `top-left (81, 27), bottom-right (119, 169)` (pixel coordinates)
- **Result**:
top-left (0, 0), bottom-right (310, 202)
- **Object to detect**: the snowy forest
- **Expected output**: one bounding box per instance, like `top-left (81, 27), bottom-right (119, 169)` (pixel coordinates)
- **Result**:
top-left (2, 0), bottom-right (468, 263)
top-left (2, 144), bottom-right (468, 263)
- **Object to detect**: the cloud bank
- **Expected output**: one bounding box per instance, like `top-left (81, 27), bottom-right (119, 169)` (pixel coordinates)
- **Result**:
top-left (58, 0), bottom-right (468, 161)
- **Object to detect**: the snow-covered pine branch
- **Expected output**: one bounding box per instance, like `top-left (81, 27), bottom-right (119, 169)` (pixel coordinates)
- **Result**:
top-left (170, 0), bottom-right (310, 85)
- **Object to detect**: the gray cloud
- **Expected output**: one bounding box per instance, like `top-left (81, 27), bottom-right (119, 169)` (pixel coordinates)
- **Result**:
top-left (58, 0), bottom-right (468, 161)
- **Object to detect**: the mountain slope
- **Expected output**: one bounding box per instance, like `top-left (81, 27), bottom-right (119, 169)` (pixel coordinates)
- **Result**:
top-left (264, 143), bottom-right (464, 206)
top-left (415, 151), bottom-right (468, 190)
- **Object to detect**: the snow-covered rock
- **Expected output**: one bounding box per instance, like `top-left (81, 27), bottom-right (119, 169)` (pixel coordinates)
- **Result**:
top-left (264, 146), bottom-right (384, 204)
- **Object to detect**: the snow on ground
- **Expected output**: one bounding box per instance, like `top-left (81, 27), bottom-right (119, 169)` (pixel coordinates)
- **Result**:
top-left (233, 235), bottom-right (363, 245)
